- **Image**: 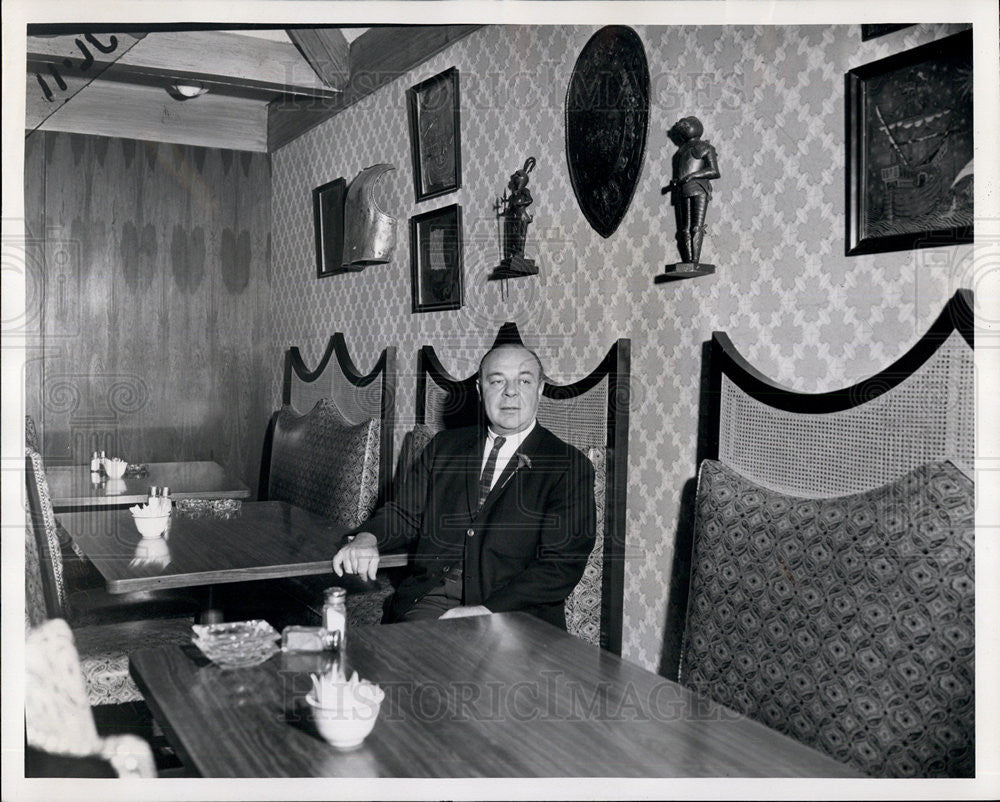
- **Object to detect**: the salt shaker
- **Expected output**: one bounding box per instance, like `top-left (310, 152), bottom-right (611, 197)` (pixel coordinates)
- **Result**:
top-left (322, 587), bottom-right (347, 652)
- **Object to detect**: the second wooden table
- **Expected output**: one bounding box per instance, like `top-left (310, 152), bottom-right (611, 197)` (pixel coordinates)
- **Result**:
top-left (59, 501), bottom-right (406, 594)
top-left (46, 460), bottom-right (250, 510)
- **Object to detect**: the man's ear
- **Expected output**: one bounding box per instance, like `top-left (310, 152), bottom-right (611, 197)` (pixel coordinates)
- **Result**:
top-left (475, 378), bottom-right (481, 398)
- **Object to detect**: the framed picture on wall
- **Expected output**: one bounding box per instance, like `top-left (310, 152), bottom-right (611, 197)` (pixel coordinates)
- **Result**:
top-left (860, 24), bottom-right (913, 41)
top-left (312, 176), bottom-right (350, 277)
top-left (409, 204), bottom-right (463, 313)
top-left (845, 30), bottom-right (973, 256)
top-left (406, 67), bottom-right (462, 202)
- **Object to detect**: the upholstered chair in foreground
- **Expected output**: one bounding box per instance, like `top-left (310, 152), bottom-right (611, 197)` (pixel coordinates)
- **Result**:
top-left (25, 618), bottom-right (157, 777)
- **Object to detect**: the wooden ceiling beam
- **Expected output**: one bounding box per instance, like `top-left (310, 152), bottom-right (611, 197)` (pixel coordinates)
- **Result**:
top-left (28, 31), bottom-right (340, 102)
top-left (267, 25), bottom-right (482, 152)
top-left (286, 28), bottom-right (350, 91)
top-left (29, 80), bottom-right (268, 152)
top-left (26, 33), bottom-right (148, 129)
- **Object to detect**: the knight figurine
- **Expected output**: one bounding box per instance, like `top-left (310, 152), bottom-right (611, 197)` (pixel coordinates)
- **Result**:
top-left (662, 117), bottom-right (720, 272)
top-left (489, 157), bottom-right (539, 280)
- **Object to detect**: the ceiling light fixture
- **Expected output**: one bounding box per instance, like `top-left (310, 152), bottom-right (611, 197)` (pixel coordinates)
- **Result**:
top-left (167, 82), bottom-right (208, 100)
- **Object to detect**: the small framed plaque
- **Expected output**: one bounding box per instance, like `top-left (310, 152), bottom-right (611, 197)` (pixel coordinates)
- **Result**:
top-left (312, 177), bottom-right (350, 277)
top-left (409, 204), bottom-right (463, 313)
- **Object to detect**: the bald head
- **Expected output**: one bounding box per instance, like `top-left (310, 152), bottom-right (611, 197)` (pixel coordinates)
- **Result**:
top-left (477, 344), bottom-right (544, 435)
top-left (478, 343), bottom-right (543, 381)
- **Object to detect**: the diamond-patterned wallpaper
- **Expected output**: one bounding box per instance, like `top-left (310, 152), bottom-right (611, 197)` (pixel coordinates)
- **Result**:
top-left (270, 23), bottom-right (972, 672)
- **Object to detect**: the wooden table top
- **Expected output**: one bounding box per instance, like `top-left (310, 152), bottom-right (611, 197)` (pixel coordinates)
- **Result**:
top-left (129, 612), bottom-right (862, 778)
top-left (59, 501), bottom-right (344, 594)
top-left (46, 460), bottom-right (250, 509)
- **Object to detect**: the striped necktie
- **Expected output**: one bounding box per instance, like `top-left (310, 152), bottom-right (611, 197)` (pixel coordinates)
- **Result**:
top-left (478, 436), bottom-right (507, 508)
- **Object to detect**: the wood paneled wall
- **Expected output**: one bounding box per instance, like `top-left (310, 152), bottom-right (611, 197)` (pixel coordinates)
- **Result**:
top-left (23, 131), bottom-right (272, 495)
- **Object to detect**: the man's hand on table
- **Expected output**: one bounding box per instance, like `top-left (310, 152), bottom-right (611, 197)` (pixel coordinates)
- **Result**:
top-left (332, 532), bottom-right (380, 581)
top-left (439, 605), bottom-right (492, 619)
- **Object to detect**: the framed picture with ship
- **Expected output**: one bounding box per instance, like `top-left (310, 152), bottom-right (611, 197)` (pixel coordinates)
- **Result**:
top-left (845, 30), bottom-right (972, 256)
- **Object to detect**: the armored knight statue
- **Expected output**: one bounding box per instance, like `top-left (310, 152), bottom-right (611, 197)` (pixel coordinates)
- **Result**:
top-left (662, 117), bottom-right (720, 269)
top-left (490, 157), bottom-right (539, 280)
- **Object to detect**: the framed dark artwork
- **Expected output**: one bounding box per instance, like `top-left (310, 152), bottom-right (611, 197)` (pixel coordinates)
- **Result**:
top-left (845, 30), bottom-right (972, 256)
top-left (860, 24), bottom-right (914, 41)
top-left (406, 67), bottom-right (462, 203)
top-left (409, 204), bottom-right (463, 313)
top-left (312, 177), bottom-right (352, 277)
top-left (565, 25), bottom-right (650, 239)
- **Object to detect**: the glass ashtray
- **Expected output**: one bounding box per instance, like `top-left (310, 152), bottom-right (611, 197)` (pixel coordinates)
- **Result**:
top-left (192, 620), bottom-right (280, 669)
top-left (195, 640), bottom-right (280, 669)
top-left (193, 619), bottom-right (278, 646)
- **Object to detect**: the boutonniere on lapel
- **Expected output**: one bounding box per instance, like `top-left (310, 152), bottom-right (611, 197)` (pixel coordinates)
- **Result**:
top-left (497, 453), bottom-right (532, 494)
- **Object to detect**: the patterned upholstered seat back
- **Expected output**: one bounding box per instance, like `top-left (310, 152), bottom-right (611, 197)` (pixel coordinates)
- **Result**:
top-left (25, 522), bottom-right (49, 629)
top-left (26, 415), bottom-right (40, 451)
top-left (283, 334), bottom-right (396, 508)
top-left (268, 401), bottom-right (380, 528)
top-left (564, 447), bottom-right (608, 646)
top-left (680, 459), bottom-right (975, 778)
top-left (395, 424), bottom-right (437, 478)
top-left (26, 449), bottom-right (68, 619)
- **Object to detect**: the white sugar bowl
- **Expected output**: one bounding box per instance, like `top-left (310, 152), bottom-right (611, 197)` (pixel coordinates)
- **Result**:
top-left (133, 514), bottom-right (170, 539)
top-left (105, 458), bottom-right (128, 479)
top-left (130, 502), bottom-right (171, 539)
top-left (306, 670), bottom-right (384, 749)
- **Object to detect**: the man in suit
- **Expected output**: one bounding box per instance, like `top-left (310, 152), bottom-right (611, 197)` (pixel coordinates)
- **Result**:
top-left (332, 343), bottom-right (596, 629)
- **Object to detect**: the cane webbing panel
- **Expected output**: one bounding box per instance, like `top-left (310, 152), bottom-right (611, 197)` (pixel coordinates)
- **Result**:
top-left (719, 330), bottom-right (972, 498)
top-left (289, 364), bottom-right (382, 426)
top-left (538, 376), bottom-right (610, 454)
top-left (422, 382), bottom-right (447, 432)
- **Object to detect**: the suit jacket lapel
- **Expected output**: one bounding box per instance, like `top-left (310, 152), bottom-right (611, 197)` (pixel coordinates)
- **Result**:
top-left (476, 424), bottom-right (546, 517)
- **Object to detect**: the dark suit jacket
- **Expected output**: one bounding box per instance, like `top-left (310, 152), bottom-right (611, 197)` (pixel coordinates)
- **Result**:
top-left (350, 424), bottom-right (596, 629)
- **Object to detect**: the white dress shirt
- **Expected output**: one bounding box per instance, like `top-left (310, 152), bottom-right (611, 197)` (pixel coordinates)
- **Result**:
top-left (480, 421), bottom-right (535, 492)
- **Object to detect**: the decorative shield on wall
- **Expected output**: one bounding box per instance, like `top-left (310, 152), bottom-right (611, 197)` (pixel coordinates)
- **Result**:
top-left (565, 26), bottom-right (650, 239)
